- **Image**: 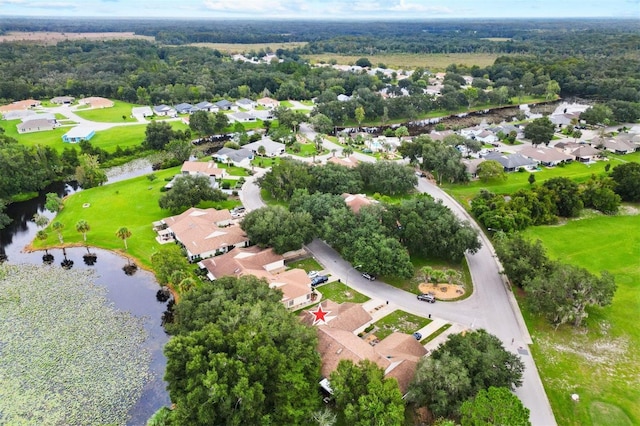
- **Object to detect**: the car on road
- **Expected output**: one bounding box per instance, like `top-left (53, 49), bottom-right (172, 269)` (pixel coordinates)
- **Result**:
top-left (311, 275), bottom-right (329, 287)
top-left (417, 293), bottom-right (436, 303)
top-left (361, 272), bottom-right (376, 281)
top-left (413, 332), bottom-right (422, 340)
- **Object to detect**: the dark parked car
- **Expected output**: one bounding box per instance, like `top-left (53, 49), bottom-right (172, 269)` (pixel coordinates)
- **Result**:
top-left (413, 332), bottom-right (422, 340)
top-left (311, 275), bottom-right (329, 287)
top-left (417, 293), bottom-right (436, 303)
top-left (361, 272), bottom-right (376, 281)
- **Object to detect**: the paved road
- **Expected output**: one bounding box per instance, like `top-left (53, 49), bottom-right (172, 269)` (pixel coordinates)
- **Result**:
top-left (240, 148), bottom-right (556, 426)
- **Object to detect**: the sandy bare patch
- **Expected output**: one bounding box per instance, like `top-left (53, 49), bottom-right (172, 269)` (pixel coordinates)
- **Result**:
top-left (0, 31), bottom-right (154, 45)
top-left (418, 283), bottom-right (465, 300)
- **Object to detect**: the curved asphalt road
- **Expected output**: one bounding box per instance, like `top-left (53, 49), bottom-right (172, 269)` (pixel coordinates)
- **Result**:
top-left (240, 155), bottom-right (556, 426)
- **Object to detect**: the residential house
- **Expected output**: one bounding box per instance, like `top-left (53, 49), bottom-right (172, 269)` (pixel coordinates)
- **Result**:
top-left (549, 112), bottom-right (581, 127)
top-left (153, 104), bottom-right (177, 117)
top-left (327, 155), bottom-right (359, 168)
top-left (603, 139), bottom-right (635, 155)
top-left (475, 130), bottom-right (499, 144)
top-left (257, 97), bottom-right (279, 109)
top-left (615, 132), bottom-right (640, 151)
top-left (571, 145), bottom-right (600, 163)
top-left (520, 146), bottom-right (573, 167)
top-left (17, 117), bottom-right (57, 133)
top-left (193, 101), bottom-right (216, 112)
top-left (462, 158), bottom-right (486, 178)
top-left (301, 300), bottom-right (427, 394)
top-left (250, 109), bottom-right (275, 121)
top-left (341, 193), bottom-right (377, 214)
top-left (243, 138), bottom-right (286, 157)
top-left (156, 207), bottom-right (247, 261)
top-left (483, 152), bottom-right (537, 172)
top-left (212, 147), bottom-right (253, 168)
top-left (429, 130), bottom-right (455, 141)
top-left (79, 97), bottom-right (114, 109)
top-left (198, 246), bottom-right (314, 309)
top-left (131, 106), bottom-right (153, 118)
top-left (175, 103), bottom-right (194, 114)
top-left (214, 99), bottom-right (235, 111)
top-left (180, 161), bottom-right (226, 179)
top-left (0, 99), bottom-right (41, 113)
top-left (2, 109), bottom-right (38, 121)
top-left (236, 98), bottom-right (256, 110)
top-left (50, 96), bottom-right (75, 105)
top-left (62, 127), bottom-right (95, 143)
top-left (230, 111), bottom-right (257, 123)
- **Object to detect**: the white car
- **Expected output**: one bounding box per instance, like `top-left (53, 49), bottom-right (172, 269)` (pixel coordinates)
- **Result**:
top-left (308, 270), bottom-right (319, 279)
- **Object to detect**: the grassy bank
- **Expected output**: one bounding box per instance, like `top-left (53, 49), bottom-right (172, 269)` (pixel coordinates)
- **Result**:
top-left (520, 214), bottom-right (640, 425)
top-left (304, 52), bottom-right (502, 70)
top-left (73, 100), bottom-right (141, 123)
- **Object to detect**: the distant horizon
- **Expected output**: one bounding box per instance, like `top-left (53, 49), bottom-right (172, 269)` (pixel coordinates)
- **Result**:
top-left (0, 0), bottom-right (637, 20)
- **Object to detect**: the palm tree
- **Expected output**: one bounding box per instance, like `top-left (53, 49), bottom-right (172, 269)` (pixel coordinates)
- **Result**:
top-left (343, 145), bottom-right (354, 157)
top-left (178, 277), bottom-right (197, 293)
top-left (52, 221), bottom-right (64, 244)
top-left (116, 227), bottom-right (132, 251)
top-left (76, 220), bottom-right (90, 242)
top-left (420, 266), bottom-right (434, 283)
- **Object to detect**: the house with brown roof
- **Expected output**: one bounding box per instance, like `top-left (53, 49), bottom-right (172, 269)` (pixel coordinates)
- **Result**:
top-left (199, 246), bottom-right (314, 309)
top-left (156, 207), bottom-right (247, 261)
top-left (327, 155), bottom-right (360, 168)
top-left (180, 161), bottom-right (226, 179)
top-left (257, 97), bottom-right (279, 109)
top-left (520, 146), bottom-right (573, 167)
top-left (78, 97), bottom-right (114, 109)
top-left (341, 193), bottom-right (378, 214)
top-left (0, 99), bottom-right (40, 113)
top-left (302, 300), bottom-right (427, 394)
top-left (571, 145), bottom-right (600, 163)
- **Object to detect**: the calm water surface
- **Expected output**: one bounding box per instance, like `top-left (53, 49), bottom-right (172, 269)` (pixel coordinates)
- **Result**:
top-left (0, 165), bottom-right (170, 425)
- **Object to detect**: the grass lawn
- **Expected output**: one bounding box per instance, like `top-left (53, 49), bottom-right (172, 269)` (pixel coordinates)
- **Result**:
top-left (520, 214), bottom-right (640, 426)
top-left (214, 162), bottom-right (249, 177)
top-left (252, 157), bottom-right (281, 168)
top-left (287, 143), bottom-right (327, 157)
top-left (280, 100), bottom-right (294, 108)
top-left (30, 166), bottom-right (236, 270)
top-left (316, 281), bottom-right (370, 304)
top-left (73, 100), bottom-right (141, 123)
top-left (1, 120), bottom-right (190, 154)
top-left (286, 257), bottom-right (324, 273)
top-left (372, 310), bottom-right (432, 340)
top-left (422, 323), bottom-right (452, 344)
top-left (444, 156), bottom-right (637, 208)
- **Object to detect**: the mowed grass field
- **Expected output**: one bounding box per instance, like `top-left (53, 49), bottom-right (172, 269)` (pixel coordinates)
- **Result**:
top-left (304, 52), bottom-right (502, 70)
top-left (521, 214), bottom-right (640, 426)
top-left (73, 100), bottom-right (141, 123)
top-left (444, 152), bottom-right (640, 208)
top-left (0, 119), bottom-right (189, 153)
top-left (30, 165), bottom-right (238, 269)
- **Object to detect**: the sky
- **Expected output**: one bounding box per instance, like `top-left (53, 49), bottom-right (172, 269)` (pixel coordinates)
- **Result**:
top-left (0, 0), bottom-right (638, 19)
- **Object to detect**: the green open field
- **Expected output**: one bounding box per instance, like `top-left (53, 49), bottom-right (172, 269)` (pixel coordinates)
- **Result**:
top-left (30, 166), bottom-right (238, 269)
top-left (73, 100), bottom-right (141, 123)
top-left (0, 119), bottom-right (189, 153)
top-left (444, 153), bottom-right (640, 208)
top-left (304, 52), bottom-right (502, 70)
top-left (521, 214), bottom-right (640, 426)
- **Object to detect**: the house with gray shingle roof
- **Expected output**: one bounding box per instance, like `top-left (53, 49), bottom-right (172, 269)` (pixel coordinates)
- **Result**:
top-left (484, 152), bottom-right (537, 172)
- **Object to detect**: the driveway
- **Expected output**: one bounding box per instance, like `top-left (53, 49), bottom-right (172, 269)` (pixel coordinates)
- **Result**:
top-left (240, 152), bottom-right (556, 426)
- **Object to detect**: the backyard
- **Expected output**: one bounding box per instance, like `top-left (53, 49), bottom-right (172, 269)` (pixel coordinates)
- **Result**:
top-left (30, 166), bottom-right (237, 269)
top-left (521, 214), bottom-right (640, 426)
top-left (73, 100), bottom-right (142, 123)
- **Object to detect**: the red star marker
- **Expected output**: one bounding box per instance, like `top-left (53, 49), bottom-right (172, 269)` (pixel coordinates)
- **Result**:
top-left (310, 305), bottom-right (331, 325)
